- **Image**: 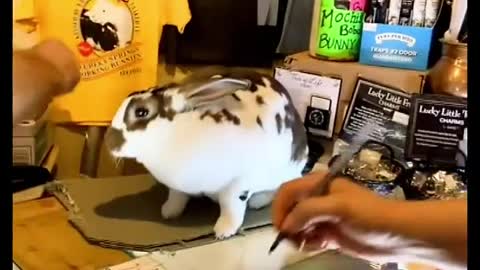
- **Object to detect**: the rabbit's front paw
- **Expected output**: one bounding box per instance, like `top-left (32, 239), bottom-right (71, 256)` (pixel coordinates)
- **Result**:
top-left (214, 215), bottom-right (240, 239)
top-left (161, 190), bottom-right (189, 219)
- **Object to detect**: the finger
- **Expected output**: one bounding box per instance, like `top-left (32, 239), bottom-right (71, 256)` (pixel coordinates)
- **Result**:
top-left (281, 196), bottom-right (346, 234)
top-left (272, 171), bottom-right (328, 228)
top-left (293, 224), bottom-right (392, 259)
top-left (288, 224), bottom-right (335, 251)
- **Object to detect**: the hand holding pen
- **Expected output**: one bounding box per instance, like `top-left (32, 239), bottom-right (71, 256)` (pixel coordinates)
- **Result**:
top-left (269, 170), bottom-right (468, 270)
top-left (269, 121), bottom-right (382, 251)
top-left (270, 171), bottom-right (395, 258)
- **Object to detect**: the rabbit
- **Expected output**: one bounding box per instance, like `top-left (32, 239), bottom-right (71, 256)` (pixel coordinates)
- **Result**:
top-left (80, 10), bottom-right (119, 51)
top-left (105, 68), bottom-right (309, 239)
top-left (84, 0), bottom-right (133, 49)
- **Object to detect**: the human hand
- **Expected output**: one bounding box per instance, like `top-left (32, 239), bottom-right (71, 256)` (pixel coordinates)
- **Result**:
top-left (30, 39), bottom-right (80, 96)
top-left (272, 171), bottom-right (399, 263)
top-left (13, 39), bottom-right (80, 123)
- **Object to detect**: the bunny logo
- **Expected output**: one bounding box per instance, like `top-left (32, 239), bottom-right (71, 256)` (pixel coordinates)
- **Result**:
top-left (78, 0), bottom-right (133, 54)
top-left (73, 0), bottom-right (143, 80)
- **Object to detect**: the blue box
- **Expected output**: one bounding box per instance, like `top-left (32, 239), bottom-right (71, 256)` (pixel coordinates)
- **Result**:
top-left (359, 23), bottom-right (434, 71)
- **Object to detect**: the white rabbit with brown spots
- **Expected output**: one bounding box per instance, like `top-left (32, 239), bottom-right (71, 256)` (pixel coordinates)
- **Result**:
top-left (105, 68), bottom-right (308, 239)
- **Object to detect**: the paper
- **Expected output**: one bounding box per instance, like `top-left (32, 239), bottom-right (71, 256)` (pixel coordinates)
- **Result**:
top-left (274, 67), bottom-right (342, 139)
top-left (119, 227), bottom-right (313, 270)
top-left (104, 256), bottom-right (165, 270)
top-left (110, 227), bottom-right (390, 270)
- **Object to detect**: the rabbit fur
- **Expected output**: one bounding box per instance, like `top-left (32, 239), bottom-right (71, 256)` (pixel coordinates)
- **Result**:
top-left (105, 68), bottom-right (308, 239)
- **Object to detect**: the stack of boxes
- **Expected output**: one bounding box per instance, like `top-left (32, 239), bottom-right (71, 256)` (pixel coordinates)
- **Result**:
top-left (13, 114), bottom-right (53, 166)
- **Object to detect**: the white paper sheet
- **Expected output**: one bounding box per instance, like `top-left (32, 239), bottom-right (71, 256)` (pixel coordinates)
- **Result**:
top-left (104, 256), bottom-right (166, 270)
top-left (110, 227), bottom-right (314, 270)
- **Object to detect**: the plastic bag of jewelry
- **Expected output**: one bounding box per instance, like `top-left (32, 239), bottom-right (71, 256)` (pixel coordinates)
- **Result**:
top-left (399, 151), bottom-right (467, 200)
top-left (329, 140), bottom-right (406, 199)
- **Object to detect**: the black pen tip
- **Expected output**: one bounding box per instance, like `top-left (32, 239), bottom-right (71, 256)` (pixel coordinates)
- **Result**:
top-left (269, 233), bottom-right (287, 254)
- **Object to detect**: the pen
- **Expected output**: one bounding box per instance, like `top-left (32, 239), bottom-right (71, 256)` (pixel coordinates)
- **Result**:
top-left (268, 171), bottom-right (341, 254)
top-left (268, 120), bottom-right (380, 254)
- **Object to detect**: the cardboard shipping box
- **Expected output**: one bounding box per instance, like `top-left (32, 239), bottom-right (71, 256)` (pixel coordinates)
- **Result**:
top-left (283, 52), bottom-right (426, 134)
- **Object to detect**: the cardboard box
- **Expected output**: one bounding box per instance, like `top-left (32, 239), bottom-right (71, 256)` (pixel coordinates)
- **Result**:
top-left (13, 121), bottom-right (53, 165)
top-left (358, 0), bottom-right (450, 70)
top-left (360, 24), bottom-right (434, 70)
top-left (283, 52), bottom-right (426, 134)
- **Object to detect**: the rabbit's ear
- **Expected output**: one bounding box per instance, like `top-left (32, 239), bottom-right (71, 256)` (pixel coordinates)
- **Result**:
top-left (181, 78), bottom-right (251, 109)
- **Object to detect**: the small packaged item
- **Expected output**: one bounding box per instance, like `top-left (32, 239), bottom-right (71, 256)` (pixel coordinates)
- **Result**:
top-left (358, 148), bottom-right (382, 167)
top-left (330, 140), bottom-right (405, 197)
top-left (424, 0), bottom-right (440, 27)
top-left (400, 152), bottom-right (467, 200)
top-left (398, 0), bottom-right (414, 25)
top-left (387, 0), bottom-right (402, 25)
top-left (411, 0), bottom-right (427, 26)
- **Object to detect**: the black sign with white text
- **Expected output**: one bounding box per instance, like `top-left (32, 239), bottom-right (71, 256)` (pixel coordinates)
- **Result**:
top-left (406, 94), bottom-right (467, 165)
top-left (340, 78), bottom-right (412, 160)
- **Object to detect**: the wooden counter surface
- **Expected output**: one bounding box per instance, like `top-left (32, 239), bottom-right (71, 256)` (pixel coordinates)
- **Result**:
top-left (13, 197), bottom-right (130, 270)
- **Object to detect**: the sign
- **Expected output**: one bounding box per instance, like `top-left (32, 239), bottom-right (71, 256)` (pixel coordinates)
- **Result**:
top-left (406, 94), bottom-right (467, 165)
top-left (274, 68), bottom-right (342, 139)
top-left (340, 78), bottom-right (412, 159)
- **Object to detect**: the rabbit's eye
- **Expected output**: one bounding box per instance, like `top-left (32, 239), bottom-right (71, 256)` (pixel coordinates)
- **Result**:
top-left (134, 107), bottom-right (149, 118)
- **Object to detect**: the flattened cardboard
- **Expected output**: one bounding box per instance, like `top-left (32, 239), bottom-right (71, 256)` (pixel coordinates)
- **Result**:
top-left (47, 174), bottom-right (271, 252)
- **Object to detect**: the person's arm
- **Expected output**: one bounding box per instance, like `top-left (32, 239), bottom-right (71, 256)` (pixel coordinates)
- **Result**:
top-left (13, 40), bottom-right (80, 125)
top-left (273, 173), bottom-right (467, 269)
top-left (379, 199), bottom-right (467, 267)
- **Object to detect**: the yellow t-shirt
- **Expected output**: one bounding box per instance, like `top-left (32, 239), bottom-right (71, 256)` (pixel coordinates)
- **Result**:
top-left (31, 0), bottom-right (191, 125)
top-left (13, 0), bottom-right (39, 50)
top-left (14, 0), bottom-right (35, 20)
